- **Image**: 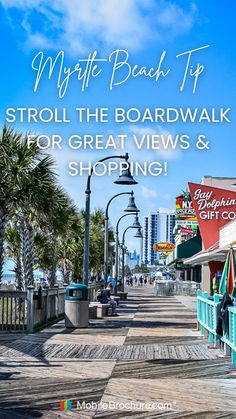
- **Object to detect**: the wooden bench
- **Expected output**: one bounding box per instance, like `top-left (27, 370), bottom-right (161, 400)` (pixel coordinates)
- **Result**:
top-left (89, 302), bottom-right (112, 318)
top-left (111, 295), bottom-right (120, 305)
top-left (117, 291), bottom-right (128, 301)
top-left (89, 305), bottom-right (97, 319)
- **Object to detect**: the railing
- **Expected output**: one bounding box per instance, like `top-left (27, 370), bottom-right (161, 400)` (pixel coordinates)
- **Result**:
top-left (0, 286), bottom-right (66, 333)
top-left (221, 306), bottom-right (236, 364)
top-left (197, 289), bottom-right (236, 364)
top-left (197, 290), bottom-right (221, 344)
top-left (155, 280), bottom-right (201, 297)
top-left (32, 287), bottom-right (66, 331)
top-left (88, 283), bottom-right (100, 302)
top-left (0, 290), bottom-right (28, 331)
top-left (0, 283), bottom-right (102, 333)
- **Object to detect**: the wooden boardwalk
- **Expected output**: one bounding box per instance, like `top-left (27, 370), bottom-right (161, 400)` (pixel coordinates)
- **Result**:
top-left (0, 286), bottom-right (236, 418)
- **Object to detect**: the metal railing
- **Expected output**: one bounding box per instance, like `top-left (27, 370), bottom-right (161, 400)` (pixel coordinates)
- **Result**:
top-left (221, 306), bottom-right (236, 364)
top-left (197, 289), bottom-right (236, 364)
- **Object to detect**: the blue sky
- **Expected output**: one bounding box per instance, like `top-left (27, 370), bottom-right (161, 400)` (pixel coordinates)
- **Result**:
top-left (0, 0), bottom-right (236, 251)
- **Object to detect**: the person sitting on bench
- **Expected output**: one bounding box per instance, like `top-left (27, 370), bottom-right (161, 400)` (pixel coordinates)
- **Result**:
top-left (98, 284), bottom-right (118, 316)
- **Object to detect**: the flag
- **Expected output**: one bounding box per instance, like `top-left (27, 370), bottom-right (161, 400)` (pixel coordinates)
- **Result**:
top-left (227, 248), bottom-right (236, 295)
top-left (219, 251), bottom-right (230, 294)
top-left (219, 248), bottom-right (236, 295)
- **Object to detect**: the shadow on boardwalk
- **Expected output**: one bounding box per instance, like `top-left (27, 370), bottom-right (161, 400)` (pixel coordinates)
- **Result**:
top-left (0, 286), bottom-right (236, 418)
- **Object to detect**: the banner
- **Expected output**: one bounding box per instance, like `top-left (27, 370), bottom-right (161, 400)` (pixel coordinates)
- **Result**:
top-left (188, 183), bottom-right (236, 249)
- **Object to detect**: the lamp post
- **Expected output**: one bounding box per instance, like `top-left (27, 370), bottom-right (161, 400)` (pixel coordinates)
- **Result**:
top-left (104, 191), bottom-right (139, 286)
top-left (134, 228), bottom-right (143, 266)
top-left (114, 212), bottom-right (138, 294)
top-left (83, 153), bottom-right (137, 286)
top-left (115, 212), bottom-right (137, 287)
top-left (121, 217), bottom-right (141, 291)
top-left (108, 240), bottom-right (115, 279)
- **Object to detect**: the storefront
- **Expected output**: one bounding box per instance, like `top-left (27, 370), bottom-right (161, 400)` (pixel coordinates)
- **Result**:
top-left (186, 182), bottom-right (236, 293)
top-left (166, 234), bottom-right (202, 282)
top-left (184, 242), bottom-right (226, 293)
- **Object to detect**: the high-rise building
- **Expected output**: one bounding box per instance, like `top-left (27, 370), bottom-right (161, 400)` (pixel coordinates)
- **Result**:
top-left (142, 210), bottom-right (176, 266)
top-left (148, 213), bottom-right (158, 266)
top-left (167, 213), bottom-right (176, 244)
top-left (157, 211), bottom-right (176, 244)
top-left (125, 250), bottom-right (140, 269)
top-left (143, 216), bottom-right (149, 265)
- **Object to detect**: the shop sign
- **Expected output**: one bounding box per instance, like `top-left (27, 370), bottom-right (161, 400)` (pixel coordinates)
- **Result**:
top-left (189, 182), bottom-right (236, 249)
top-left (153, 242), bottom-right (175, 252)
top-left (175, 193), bottom-right (197, 221)
top-left (180, 227), bottom-right (194, 235)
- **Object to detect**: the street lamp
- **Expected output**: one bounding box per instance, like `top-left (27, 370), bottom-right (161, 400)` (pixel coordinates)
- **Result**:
top-left (83, 153), bottom-right (137, 285)
top-left (104, 191), bottom-right (139, 286)
top-left (132, 215), bottom-right (142, 228)
top-left (124, 193), bottom-right (140, 212)
top-left (134, 227), bottom-right (143, 238)
top-left (114, 159), bottom-right (138, 185)
top-left (115, 212), bottom-right (138, 287)
top-left (121, 218), bottom-right (141, 291)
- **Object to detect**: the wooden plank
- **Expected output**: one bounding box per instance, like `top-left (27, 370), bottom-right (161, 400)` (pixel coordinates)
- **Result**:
top-left (0, 285), bottom-right (235, 418)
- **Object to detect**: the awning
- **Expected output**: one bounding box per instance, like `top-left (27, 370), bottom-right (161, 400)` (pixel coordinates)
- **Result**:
top-left (166, 235), bottom-right (202, 267)
top-left (183, 241), bottom-right (232, 266)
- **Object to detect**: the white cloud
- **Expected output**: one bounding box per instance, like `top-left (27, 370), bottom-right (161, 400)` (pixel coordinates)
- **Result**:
top-left (156, 2), bottom-right (197, 35)
top-left (158, 207), bottom-right (175, 213)
top-left (129, 125), bottom-right (182, 160)
top-left (141, 186), bottom-right (157, 199)
top-left (162, 193), bottom-right (172, 200)
top-left (0, 0), bottom-right (197, 54)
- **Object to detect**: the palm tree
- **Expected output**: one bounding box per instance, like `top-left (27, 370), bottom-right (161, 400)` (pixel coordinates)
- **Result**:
top-left (54, 210), bottom-right (84, 284)
top-left (15, 155), bottom-right (57, 286)
top-left (0, 126), bottom-right (115, 288)
top-left (0, 126), bottom-right (57, 286)
top-left (0, 126), bottom-right (23, 280)
top-left (89, 209), bottom-right (114, 276)
top-left (42, 188), bottom-right (79, 286)
top-left (32, 189), bottom-right (83, 285)
top-left (5, 224), bottom-right (23, 290)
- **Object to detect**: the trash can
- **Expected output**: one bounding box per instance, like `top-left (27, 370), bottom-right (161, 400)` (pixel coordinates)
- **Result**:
top-left (65, 284), bottom-right (89, 328)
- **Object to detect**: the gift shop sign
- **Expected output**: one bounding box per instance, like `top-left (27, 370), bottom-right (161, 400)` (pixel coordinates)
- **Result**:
top-left (188, 183), bottom-right (236, 249)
